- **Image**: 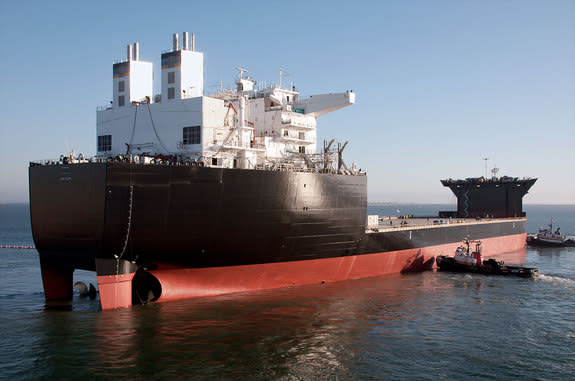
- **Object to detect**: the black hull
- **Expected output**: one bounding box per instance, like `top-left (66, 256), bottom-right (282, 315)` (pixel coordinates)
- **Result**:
top-left (362, 219), bottom-right (525, 253)
top-left (29, 163), bottom-right (529, 270)
top-left (30, 163), bottom-right (368, 270)
top-left (527, 238), bottom-right (575, 248)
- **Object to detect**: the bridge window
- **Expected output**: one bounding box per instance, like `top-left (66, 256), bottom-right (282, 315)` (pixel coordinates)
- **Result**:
top-left (183, 126), bottom-right (200, 145)
top-left (98, 135), bottom-right (112, 151)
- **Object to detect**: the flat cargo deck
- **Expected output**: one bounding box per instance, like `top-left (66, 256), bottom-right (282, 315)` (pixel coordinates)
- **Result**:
top-left (367, 217), bottom-right (527, 234)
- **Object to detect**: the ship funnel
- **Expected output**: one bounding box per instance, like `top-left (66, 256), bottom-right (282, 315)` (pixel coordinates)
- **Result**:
top-left (173, 33), bottom-right (180, 51)
top-left (133, 42), bottom-right (139, 61)
top-left (191, 33), bottom-right (195, 51)
top-left (127, 44), bottom-right (133, 61)
top-left (183, 32), bottom-right (189, 50)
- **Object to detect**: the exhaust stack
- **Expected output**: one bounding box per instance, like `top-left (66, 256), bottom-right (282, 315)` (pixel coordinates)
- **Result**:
top-left (133, 42), bottom-right (139, 61)
top-left (183, 32), bottom-right (189, 50)
top-left (173, 33), bottom-right (179, 51)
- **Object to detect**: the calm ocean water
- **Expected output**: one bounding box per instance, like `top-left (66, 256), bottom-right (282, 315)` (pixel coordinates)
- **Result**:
top-left (0, 203), bottom-right (574, 380)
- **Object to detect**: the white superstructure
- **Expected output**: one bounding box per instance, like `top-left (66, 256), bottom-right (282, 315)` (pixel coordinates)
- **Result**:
top-left (97, 33), bottom-right (355, 170)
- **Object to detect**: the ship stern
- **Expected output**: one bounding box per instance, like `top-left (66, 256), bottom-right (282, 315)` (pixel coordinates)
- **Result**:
top-left (29, 162), bottom-right (108, 302)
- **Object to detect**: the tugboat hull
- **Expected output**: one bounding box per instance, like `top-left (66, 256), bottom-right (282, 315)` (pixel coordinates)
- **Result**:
top-left (436, 256), bottom-right (538, 278)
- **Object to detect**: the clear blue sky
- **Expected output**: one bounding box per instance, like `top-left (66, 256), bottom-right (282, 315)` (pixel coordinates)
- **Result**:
top-left (1, 0), bottom-right (574, 204)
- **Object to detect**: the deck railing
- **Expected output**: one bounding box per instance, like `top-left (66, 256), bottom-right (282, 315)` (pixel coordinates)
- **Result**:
top-left (366, 216), bottom-right (526, 234)
top-left (29, 156), bottom-right (367, 176)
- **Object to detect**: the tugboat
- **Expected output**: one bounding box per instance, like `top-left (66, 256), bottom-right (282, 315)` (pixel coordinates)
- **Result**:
top-left (436, 240), bottom-right (539, 278)
top-left (527, 219), bottom-right (575, 247)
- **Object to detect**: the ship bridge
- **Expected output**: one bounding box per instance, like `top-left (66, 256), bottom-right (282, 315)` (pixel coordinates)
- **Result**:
top-left (96, 33), bottom-right (356, 173)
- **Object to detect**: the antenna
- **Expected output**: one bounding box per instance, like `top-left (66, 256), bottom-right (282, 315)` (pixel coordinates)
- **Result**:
top-left (482, 157), bottom-right (489, 178)
top-left (491, 165), bottom-right (499, 178)
top-left (279, 68), bottom-right (292, 90)
top-left (237, 67), bottom-right (248, 81)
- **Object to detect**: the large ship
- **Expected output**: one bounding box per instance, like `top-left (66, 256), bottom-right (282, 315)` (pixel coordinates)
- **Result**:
top-left (29, 33), bottom-right (536, 310)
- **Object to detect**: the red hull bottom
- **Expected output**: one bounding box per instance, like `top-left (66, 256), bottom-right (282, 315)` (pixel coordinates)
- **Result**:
top-left (96, 233), bottom-right (526, 310)
top-left (97, 273), bottom-right (136, 310)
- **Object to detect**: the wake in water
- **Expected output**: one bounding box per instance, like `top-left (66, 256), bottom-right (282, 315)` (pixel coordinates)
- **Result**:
top-left (535, 273), bottom-right (575, 287)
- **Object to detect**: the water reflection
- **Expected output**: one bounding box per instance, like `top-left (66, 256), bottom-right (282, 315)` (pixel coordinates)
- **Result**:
top-left (26, 252), bottom-right (571, 380)
top-left (530, 245), bottom-right (574, 257)
top-left (69, 274), bottom-right (444, 379)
